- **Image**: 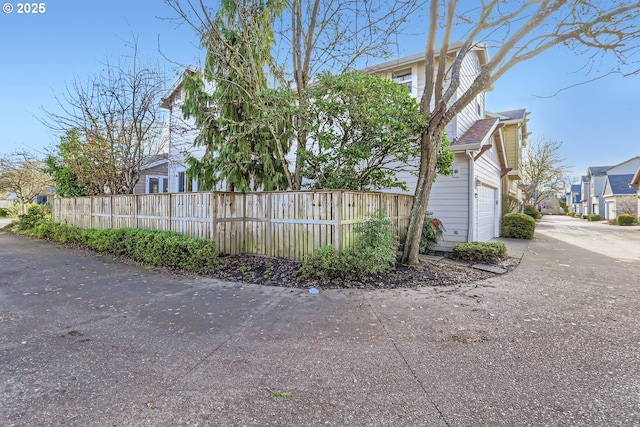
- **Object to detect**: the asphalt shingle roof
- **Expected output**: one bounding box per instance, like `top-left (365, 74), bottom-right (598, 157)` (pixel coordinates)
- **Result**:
top-left (607, 174), bottom-right (635, 195)
top-left (451, 118), bottom-right (499, 147)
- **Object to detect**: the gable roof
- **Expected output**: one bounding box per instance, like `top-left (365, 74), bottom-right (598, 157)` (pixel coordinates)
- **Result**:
top-left (631, 166), bottom-right (640, 189)
top-left (581, 175), bottom-right (589, 183)
top-left (603, 155), bottom-right (640, 173)
top-left (491, 109), bottom-right (527, 122)
top-left (570, 184), bottom-right (581, 192)
top-left (587, 165), bottom-right (611, 176)
top-left (450, 118), bottom-right (501, 150)
top-left (362, 41), bottom-right (489, 85)
top-left (160, 69), bottom-right (196, 109)
top-left (605, 174), bottom-right (636, 195)
top-left (141, 153), bottom-right (169, 170)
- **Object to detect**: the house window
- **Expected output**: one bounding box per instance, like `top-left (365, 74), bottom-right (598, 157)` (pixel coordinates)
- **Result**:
top-left (177, 171), bottom-right (194, 192)
top-left (147, 176), bottom-right (168, 194)
top-left (392, 68), bottom-right (412, 93)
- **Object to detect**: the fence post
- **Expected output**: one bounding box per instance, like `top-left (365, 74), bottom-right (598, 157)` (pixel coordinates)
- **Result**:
top-left (89, 197), bottom-right (93, 229)
top-left (266, 192), bottom-right (272, 257)
top-left (210, 191), bottom-right (217, 242)
top-left (242, 192), bottom-right (247, 254)
top-left (168, 193), bottom-right (173, 232)
top-left (333, 190), bottom-right (341, 251)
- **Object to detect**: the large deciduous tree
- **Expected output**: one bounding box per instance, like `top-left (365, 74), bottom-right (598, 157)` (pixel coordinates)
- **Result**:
top-left (42, 39), bottom-right (166, 195)
top-left (400, 0), bottom-right (640, 265)
top-left (519, 138), bottom-right (570, 208)
top-left (0, 152), bottom-right (53, 213)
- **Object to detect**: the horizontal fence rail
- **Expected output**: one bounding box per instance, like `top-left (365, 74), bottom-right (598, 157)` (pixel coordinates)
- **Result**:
top-left (52, 190), bottom-right (414, 261)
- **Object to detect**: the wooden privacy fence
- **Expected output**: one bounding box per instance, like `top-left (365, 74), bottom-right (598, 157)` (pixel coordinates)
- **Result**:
top-left (52, 190), bottom-right (414, 261)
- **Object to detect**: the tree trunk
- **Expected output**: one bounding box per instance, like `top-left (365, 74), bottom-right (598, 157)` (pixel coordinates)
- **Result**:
top-left (401, 126), bottom-right (442, 265)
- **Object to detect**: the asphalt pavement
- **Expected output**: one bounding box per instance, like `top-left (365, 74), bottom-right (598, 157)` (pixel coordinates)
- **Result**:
top-left (1, 215), bottom-right (639, 426)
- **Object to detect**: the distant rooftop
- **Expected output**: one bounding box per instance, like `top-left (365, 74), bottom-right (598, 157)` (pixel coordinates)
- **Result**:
top-left (607, 174), bottom-right (636, 195)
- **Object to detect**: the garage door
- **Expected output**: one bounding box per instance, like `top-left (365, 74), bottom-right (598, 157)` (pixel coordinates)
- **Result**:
top-left (477, 185), bottom-right (497, 241)
top-left (606, 201), bottom-right (616, 220)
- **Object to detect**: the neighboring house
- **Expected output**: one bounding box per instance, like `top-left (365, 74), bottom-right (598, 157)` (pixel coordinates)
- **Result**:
top-left (586, 166), bottom-right (612, 216)
top-left (539, 192), bottom-right (564, 215)
top-left (602, 174), bottom-right (637, 220)
top-left (0, 193), bottom-right (11, 209)
top-left (588, 157), bottom-right (640, 217)
top-left (161, 70), bottom-right (209, 193)
top-left (630, 165), bottom-right (640, 219)
top-left (569, 184), bottom-right (583, 215)
top-left (133, 153), bottom-right (170, 194)
top-left (580, 175), bottom-right (590, 215)
top-left (488, 109), bottom-right (530, 211)
top-left (164, 43), bottom-right (527, 249)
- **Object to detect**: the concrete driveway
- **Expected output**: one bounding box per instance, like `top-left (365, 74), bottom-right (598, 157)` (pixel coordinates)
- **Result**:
top-left (1, 218), bottom-right (639, 426)
top-left (535, 214), bottom-right (640, 262)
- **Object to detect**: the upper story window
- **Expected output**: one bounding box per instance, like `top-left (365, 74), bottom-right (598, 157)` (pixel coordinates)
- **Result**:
top-left (392, 68), bottom-right (412, 93)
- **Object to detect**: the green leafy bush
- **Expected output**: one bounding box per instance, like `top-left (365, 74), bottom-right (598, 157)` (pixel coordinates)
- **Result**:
top-left (523, 205), bottom-right (541, 220)
top-left (502, 213), bottom-right (536, 239)
top-left (419, 213), bottom-right (445, 253)
top-left (587, 214), bottom-right (602, 221)
top-left (14, 204), bottom-right (51, 231)
top-left (452, 241), bottom-right (507, 263)
top-left (616, 214), bottom-right (636, 225)
top-left (567, 212), bottom-right (576, 217)
top-left (0, 207), bottom-right (9, 217)
top-left (300, 210), bottom-right (398, 282)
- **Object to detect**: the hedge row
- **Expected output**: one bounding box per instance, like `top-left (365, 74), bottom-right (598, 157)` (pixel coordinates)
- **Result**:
top-left (17, 219), bottom-right (221, 274)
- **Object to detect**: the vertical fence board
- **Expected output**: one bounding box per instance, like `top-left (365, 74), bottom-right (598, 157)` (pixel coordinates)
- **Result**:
top-left (51, 190), bottom-right (413, 261)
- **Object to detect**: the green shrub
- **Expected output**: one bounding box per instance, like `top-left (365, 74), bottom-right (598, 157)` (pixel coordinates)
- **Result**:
top-left (452, 241), bottom-right (507, 263)
top-left (523, 205), bottom-right (541, 220)
top-left (16, 221), bottom-right (222, 273)
top-left (300, 210), bottom-right (398, 282)
top-left (616, 214), bottom-right (636, 226)
top-left (33, 221), bottom-right (55, 239)
top-left (587, 214), bottom-right (602, 221)
top-left (582, 215), bottom-right (588, 219)
top-left (0, 207), bottom-right (9, 217)
top-left (51, 223), bottom-right (84, 243)
top-left (419, 213), bottom-right (445, 253)
top-left (502, 213), bottom-right (536, 239)
top-left (567, 212), bottom-right (576, 217)
top-left (15, 204), bottom-right (51, 231)
top-left (176, 237), bottom-right (221, 273)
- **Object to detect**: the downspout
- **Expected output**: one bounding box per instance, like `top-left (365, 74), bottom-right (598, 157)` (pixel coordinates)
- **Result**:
top-left (467, 150), bottom-right (475, 243)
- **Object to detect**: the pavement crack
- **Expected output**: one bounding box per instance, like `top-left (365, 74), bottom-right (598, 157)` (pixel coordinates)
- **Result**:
top-left (363, 293), bottom-right (451, 427)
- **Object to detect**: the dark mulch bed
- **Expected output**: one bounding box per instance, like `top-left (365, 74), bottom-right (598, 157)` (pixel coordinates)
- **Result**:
top-left (208, 253), bottom-right (521, 289)
top-left (31, 233), bottom-right (521, 290)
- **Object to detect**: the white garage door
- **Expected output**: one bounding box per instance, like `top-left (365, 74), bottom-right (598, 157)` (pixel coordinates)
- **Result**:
top-left (477, 185), bottom-right (498, 241)
top-left (606, 201), bottom-right (616, 220)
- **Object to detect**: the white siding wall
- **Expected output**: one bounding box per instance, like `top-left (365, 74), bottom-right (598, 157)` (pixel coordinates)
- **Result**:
top-left (427, 154), bottom-right (470, 249)
top-left (167, 103), bottom-right (203, 193)
top-left (454, 52), bottom-right (484, 137)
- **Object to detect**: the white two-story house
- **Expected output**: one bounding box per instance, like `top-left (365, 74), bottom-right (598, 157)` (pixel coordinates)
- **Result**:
top-left (364, 43), bottom-right (527, 248)
top-left (163, 42), bottom-right (528, 249)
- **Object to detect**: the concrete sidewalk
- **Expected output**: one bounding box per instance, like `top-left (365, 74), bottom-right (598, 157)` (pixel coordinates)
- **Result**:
top-left (1, 229), bottom-right (639, 426)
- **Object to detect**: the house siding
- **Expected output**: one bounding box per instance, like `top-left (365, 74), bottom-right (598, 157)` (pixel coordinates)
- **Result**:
top-left (427, 155), bottom-right (470, 249)
top-left (134, 163), bottom-right (169, 194)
